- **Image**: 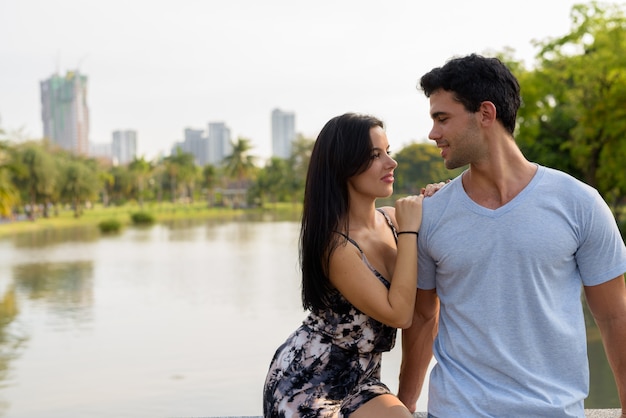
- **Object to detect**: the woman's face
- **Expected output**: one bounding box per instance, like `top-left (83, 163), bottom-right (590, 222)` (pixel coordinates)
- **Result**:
top-left (347, 126), bottom-right (397, 199)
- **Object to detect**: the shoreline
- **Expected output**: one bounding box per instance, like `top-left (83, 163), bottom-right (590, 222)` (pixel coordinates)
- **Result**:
top-left (0, 201), bottom-right (302, 238)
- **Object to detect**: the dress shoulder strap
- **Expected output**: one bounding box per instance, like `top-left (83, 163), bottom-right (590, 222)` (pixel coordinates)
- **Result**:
top-left (334, 231), bottom-right (363, 253)
top-left (377, 208), bottom-right (398, 241)
top-left (335, 208), bottom-right (397, 250)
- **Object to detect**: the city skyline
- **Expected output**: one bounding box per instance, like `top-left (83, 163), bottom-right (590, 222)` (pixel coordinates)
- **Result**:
top-left (0, 0), bottom-right (599, 161)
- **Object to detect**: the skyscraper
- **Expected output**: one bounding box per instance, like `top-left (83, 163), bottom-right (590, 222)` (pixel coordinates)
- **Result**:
top-left (271, 108), bottom-right (295, 159)
top-left (40, 70), bottom-right (90, 155)
top-left (182, 128), bottom-right (209, 166)
top-left (208, 122), bottom-right (232, 165)
top-left (112, 130), bottom-right (137, 165)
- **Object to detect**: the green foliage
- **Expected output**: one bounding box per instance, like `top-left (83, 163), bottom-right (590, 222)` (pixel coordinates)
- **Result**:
top-left (60, 157), bottom-right (100, 218)
top-left (12, 141), bottom-right (59, 217)
top-left (223, 137), bottom-right (257, 189)
top-left (130, 211), bottom-right (155, 225)
top-left (393, 142), bottom-right (463, 194)
top-left (251, 157), bottom-right (292, 204)
top-left (248, 135), bottom-right (313, 206)
top-left (127, 156), bottom-right (154, 208)
top-left (163, 149), bottom-right (198, 203)
top-left (98, 218), bottom-right (123, 233)
top-left (0, 141), bottom-right (20, 216)
top-left (515, 1), bottom-right (626, 210)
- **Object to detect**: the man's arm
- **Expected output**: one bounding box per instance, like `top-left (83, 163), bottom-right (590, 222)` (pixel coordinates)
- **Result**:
top-left (397, 288), bottom-right (439, 413)
top-left (584, 275), bottom-right (626, 418)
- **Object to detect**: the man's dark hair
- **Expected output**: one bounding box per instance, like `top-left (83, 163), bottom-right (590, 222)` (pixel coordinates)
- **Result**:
top-left (420, 54), bottom-right (521, 134)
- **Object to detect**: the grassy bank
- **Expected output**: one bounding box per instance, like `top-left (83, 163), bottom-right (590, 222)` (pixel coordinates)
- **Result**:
top-left (0, 201), bottom-right (303, 238)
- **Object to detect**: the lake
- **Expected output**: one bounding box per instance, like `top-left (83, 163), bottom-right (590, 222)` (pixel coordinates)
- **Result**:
top-left (0, 217), bottom-right (618, 417)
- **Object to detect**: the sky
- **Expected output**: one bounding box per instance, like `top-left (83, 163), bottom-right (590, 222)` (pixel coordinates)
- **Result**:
top-left (0, 0), bottom-right (609, 161)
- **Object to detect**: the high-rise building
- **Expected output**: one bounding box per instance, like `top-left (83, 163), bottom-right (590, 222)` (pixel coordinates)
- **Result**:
top-left (271, 108), bottom-right (295, 159)
top-left (183, 128), bottom-right (209, 166)
top-left (40, 70), bottom-right (90, 155)
top-left (112, 130), bottom-right (137, 165)
top-left (208, 122), bottom-right (232, 165)
top-left (170, 128), bottom-right (210, 166)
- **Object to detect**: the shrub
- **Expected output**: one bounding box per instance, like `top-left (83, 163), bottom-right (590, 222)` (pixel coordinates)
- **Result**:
top-left (98, 218), bottom-right (123, 233)
top-left (131, 211), bottom-right (156, 225)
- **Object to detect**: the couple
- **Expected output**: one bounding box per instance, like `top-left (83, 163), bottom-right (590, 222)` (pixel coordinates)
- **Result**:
top-left (263, 54), bottom-right (626, 418)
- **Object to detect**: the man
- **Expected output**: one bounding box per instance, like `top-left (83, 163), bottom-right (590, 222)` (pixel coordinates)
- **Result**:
top-left (398, 54), bottom-right (626, 417)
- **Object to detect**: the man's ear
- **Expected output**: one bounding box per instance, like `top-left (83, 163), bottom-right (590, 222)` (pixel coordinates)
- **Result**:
top-left (478, 101), bottom-right (497, 126)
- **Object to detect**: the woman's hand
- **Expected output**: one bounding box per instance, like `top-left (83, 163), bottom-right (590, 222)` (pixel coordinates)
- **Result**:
top-left (395, 194), bottom-right (424, 234)
top-left (421, 180), bottom-right (450, 197)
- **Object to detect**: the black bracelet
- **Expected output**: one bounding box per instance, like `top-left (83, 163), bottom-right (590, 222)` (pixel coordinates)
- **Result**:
top-left (397, 231), bottom-right (419, 236)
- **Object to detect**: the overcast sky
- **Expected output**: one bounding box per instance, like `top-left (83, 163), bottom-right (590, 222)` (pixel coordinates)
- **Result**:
top-left (0, 0), bottom-right (604, 161)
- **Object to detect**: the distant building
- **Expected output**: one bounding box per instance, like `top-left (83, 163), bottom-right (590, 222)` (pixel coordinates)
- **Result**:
top-left (112, 130), bottom-right (137, 165)
top-left (183, 128), bottom-right (209, 166)
top-left (208, 122), bottom-right (232, 165)
top-left (40, 70), bottom-right (90, 155)
top-left (169, 123), bottom-right (232, 166)
top-left (89, 142), bottom-right (112, 161)
top-left (271, 108), bottom-right (295, 159)
top-left (169, 128), bottom-right (209, 166)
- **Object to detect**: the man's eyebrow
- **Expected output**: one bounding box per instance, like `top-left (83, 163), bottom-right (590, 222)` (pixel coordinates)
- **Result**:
top-left (431, 111), bottom-right (447, 119)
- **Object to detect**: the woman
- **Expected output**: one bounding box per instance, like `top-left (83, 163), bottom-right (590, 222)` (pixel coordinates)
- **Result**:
top-left (263, 113), bottom-right (426, 417)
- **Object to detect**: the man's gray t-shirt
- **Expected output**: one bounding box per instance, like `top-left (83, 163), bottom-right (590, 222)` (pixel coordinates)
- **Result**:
top-left (418, 165), bottom-right (626, 417)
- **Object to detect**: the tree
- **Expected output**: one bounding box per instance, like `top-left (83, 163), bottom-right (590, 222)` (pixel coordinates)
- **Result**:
top-left (162, 150), bottom-right (197, 203)
top-left (287, 134), bottom-right (314, 203)
top-left (128, 156), bottom-right (153, 208)
top-left (0, 140), bottom-right (19, 217)
top-left (516, 2), bottom-right (626, 215)
top-left (59, 158), bottom-right (99, 218)
top-left (201, 164), bottom-right (218, 207)
top-left (250, 157), bottom-right (291, 205)
top-left (393, 142), bottom-right (462, 194)
top-left (222, 137), bottom-right (257, 207)
top-left (98, 170), bottom-right (115, 207)
top-left (108, 164), bottom-right (135, 205)
top-left (12, 141), bottom-right (59, 219)
top-left (223, 137), bottom-right (257, 188)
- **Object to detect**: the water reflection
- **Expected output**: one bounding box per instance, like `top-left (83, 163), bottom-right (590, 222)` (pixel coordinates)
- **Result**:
top-left (0, 286), bottom-right (26, 416)
top-left (12, 227), bottom-right (100, 249)
top-left (0, 260), bottom-right (94, 414)
top-left (13, 261), bottom-right (94, 323)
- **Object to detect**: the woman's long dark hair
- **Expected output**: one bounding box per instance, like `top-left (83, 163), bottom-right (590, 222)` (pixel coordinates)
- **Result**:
top-left (300, 113), bottom-right (384, 312)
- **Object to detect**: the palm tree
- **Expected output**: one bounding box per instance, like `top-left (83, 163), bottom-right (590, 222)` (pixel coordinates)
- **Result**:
top-left (201, 164), bottom-right (217, 207)
top-left (222, 137), bottom-right (257, 208)
top-left (223, 137), bottom-right (257, 188)
top-left (163, 149), bottom-right (196, 203)
top-left (128, 156), bottom-right (153, 208)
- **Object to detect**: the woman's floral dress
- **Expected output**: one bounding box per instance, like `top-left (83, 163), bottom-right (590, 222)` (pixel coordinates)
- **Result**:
top-left (263, 210), bottom-right (398, 418)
